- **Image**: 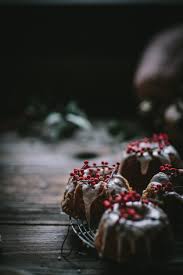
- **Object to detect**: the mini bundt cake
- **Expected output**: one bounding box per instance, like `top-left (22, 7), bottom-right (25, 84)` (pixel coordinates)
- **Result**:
top-left (142, 164), bottom-right (183, 227)
top-left (95, 191), bottom-right (173, 264)
top-left (61, 160), bottom-right (131, 226)
top-left (119, 133), bottom-right (182, 193)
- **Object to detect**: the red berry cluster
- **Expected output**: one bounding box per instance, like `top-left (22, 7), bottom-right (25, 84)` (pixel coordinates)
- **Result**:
top-left (152, 133), bottom-right (169, 143)
top-left (126, 133), bottom-right (170, 155)
top-left (151, 182), bottom-right (173, 194)
top-left (160, 164), bottom-right (180, 178)
top-left (103, 191), bottom-right (141, 208)
top-left (120, 207), bottom-right (143, 221)
top-left (126, 141), bottom-right (148, 155)
top-left (69, 160), bottom-right (119, 186)
top-left (103, 191), bottom-right (143, 220)
top-left (116, 191), bottom-right (141, 204)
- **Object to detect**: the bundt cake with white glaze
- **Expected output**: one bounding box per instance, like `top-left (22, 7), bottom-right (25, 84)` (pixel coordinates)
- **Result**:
top-left (61, 160), bottom-right (131, 226)
top-left (119, 133), bottom-right (182, 193)
top-left (142, 164), bottom-right (183, 227)
top-left (95, 191), bottom-right (173, 264)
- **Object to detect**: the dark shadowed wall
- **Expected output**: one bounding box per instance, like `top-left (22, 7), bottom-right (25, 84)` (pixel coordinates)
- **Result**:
top-left (0, 4), bottom-right (183, 118)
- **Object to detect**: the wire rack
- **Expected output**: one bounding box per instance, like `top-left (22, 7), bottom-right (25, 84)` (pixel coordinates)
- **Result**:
top-left (69, 216), bottom-right (96, 248)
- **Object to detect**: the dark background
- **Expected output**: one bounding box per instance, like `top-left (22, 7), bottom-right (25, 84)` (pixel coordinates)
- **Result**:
top-left (1, 4), bottom-right (183, 119)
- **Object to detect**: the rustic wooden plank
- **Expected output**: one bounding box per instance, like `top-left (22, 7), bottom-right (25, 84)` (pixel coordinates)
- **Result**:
top-left (1, 225), bottom-right (183, 275)
top-left (0, 206), bottom-right (69, 225)
top-left (0, 225), bottom-right (76, 253)
top-left (0, 173), bottom-right (67, 203)
top-left (0, 171), bottom-right (69, 224)
top-left (0, 132), bottom-right (120, 167)
top-left (0, 167), bottom-right (72, 225)
top-left (1, 132), bottom-right (183, 274)
top-left (0, 224), bottom-right (103, 275)
top-left (0, 132), bottom-right (120, 224)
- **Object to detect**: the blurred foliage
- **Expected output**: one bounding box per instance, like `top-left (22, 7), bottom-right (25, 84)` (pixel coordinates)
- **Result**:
top-left (18, 101), bottom-right (92, 142)
top-left (16, 99), bottom-right (144, 143)
top-left (107, 119), bottom-right (144, 141)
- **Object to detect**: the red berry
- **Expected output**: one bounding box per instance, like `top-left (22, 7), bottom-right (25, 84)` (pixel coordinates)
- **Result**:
top-left (123, 196), bottom-right (128, 203)
top-left (109, 196), bottom-right (113, 202)
top-left (123, 213), bottom-right (128, 219)
top-left (103, 200), bottom-right (111, 208)
top-left (127, 208), bottom-right (136, 216)
top-left (114, 195), bottom-right (122, 203)
top-left (135, 194), bottom-right (141, 200)
top-left (91, 181), bottom-right (96, 185)
top-left (142, 199), bottom-right (149, 204)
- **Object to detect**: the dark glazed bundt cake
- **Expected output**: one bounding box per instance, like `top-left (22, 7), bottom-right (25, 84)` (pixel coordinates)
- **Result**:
top-left (61, 161), bottom-right (131, 226)
top-left (95, 191), bottom-right (173, 264)
top-left (142, 164), bottom-right (183, 227)
top-left (119, 133), bottom-right (182, 193)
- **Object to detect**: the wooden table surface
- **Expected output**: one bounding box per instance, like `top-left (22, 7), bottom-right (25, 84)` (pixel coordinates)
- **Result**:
top-left (1, 130), bottom-right (183, 275)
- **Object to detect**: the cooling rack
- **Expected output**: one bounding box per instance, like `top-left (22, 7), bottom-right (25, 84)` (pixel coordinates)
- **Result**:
top-left (69, 216), bottom-right (96, 248)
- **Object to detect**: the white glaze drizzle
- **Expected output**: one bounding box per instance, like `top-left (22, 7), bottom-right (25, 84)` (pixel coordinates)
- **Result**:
top-left (65, 165), bottom-right (130, 225)
top-left (96, 201), bottom-right (169, 262)
top-left (82, 181), bottom-right (104, 225)
top-left (82, 172), bottom-right (129, 224)
top-left (150, 172), bottom-right (170, 184)
top-left (107, 174), bottom-right (129, 194)
top-left (100, 210), bottom-right (119, 254)
top-left (65, 178), bottom-right (75, 194)
top-left (121, 141), bottom-right (180, 176)
top-left (138, 151), bottom-right (152, 175)
top-left (81, 166), bottom-right (112, 224)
